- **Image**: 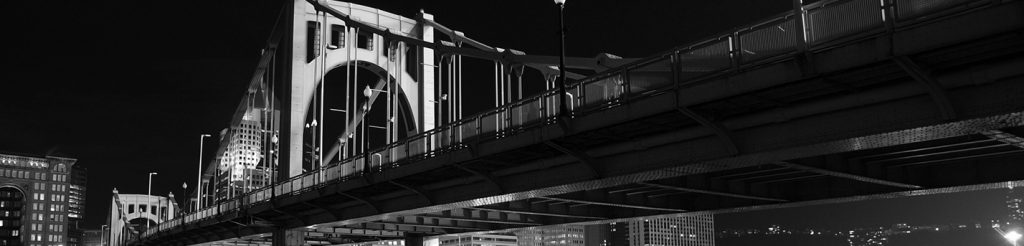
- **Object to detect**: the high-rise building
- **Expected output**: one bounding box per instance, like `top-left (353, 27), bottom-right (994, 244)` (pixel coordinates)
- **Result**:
top-left (610, 214), bottom-right (715, 246)
top-left (67, 165), bottom-right (87, 246)
top-left (207, 107), bottom-right (277, 204)
top-left (1007, 187), bottom-right (1023, 225)
top-left (0, 152), bottom-right (76, 246)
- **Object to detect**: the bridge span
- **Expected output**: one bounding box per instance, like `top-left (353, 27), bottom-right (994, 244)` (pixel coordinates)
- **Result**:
top-left (134, 0), bottom-right (1024, 245)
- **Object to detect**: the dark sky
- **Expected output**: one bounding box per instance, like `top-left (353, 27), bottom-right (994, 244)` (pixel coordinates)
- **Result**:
top-left (1, 0), bottom-right (793, 229)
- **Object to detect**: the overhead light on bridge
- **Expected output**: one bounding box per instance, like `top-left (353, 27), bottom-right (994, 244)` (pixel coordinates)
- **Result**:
top-left (554, 0), bottom-right (566, 5)
top-left (1005, 231), bottom-right (1022, 244)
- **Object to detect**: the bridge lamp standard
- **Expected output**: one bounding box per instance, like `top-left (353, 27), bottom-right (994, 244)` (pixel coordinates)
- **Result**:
top-left (147, 172), bottom-right (158, 229)
top-left (994, 224), bottom-right (1022, 246)
top-left (554, 0), bottom-right (569, 119)
top-left (196, 133), bottom-right (211, 212)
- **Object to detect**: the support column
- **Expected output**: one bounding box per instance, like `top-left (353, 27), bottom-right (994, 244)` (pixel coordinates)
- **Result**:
top-left (284, 0), bottom-right (312, 179)
top-left (404, 233), bottom-right (424, 246)
top-left (272, 228), bottom-right (304, 246)
top-left (274, 2), bottom-right (306, 245)
top-left (417, 11), bottom-right (436, 132)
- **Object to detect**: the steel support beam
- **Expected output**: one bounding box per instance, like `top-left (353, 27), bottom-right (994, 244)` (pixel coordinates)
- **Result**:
top-left (539, 197), bottom-right (687, 213)
top-left (892, 56), bottom-right (957, 120)
top-left (389, 180), bottom-right (434, 205)
top-left (337, 191), bottom-right (381, 214)
top-left (980, 130), bottom-right (1024, 149)
top-left (676, 107), bottom-right (740, 155)
top-left (774, 161), bottom-right (921, 189)
top-left (544, 141), bottom-right (601, 178)
top-left (467, 207), bottom-right (606, 220)
top-left (411, 214), bottom-right (541, 226)
top-left (359, 221), bottom-right (478, 231)
top-left (302, 201), bottom-right (341, 221)
top-left (452, 165), bottom-right (505, 193)
top-left (637, 182), bottom-right (787, 202)
top-left (271, 207), bottom-right (309, 225)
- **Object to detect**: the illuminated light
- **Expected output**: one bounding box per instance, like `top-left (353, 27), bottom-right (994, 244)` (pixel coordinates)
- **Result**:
top-left (1005, 231), bottom-right (1022, 242)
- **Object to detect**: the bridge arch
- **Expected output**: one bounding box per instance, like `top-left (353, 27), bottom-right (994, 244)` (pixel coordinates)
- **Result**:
top-left (285, 1), bottom-right (436, 176)
top-left (301, 60), bottom-right (420, 166)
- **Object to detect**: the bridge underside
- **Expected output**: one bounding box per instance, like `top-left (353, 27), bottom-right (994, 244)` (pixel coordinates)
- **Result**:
top-left (140, 1), bottom-right (1024, 245)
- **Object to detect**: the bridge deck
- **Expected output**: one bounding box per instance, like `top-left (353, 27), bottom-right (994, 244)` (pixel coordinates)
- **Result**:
top-left (138, 0), bottom-right (1024, 244)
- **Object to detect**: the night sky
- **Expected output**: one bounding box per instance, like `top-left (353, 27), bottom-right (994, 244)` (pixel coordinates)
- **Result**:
top-left (3, 0), bottom-right (814, 229)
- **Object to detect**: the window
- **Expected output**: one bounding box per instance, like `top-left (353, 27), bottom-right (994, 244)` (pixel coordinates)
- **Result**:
top-left (128, 204), bottom-right (134, 214)
top-left (357, 31), bottom-right (373, 50)
top-left (307, 21), bottom-right (321, 63)
top-left (329, 25), bottom-right (345, 49)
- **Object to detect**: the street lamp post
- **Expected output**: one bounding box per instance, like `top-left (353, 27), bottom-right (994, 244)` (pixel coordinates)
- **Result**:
top-left (554, 0), bottom-right (569, 118)
top-left (196, 134), bottom-right (211, 211)
top-left (147, 172), bottom-right (157, 229)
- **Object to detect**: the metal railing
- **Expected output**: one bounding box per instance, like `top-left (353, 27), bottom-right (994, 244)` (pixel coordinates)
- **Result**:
top-left (137, 0), bottom-right (1000, 240)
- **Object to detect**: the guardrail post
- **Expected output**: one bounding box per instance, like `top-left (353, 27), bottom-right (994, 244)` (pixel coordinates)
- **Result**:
top-left (882, 0), bottom-right (896, 32)
top-left (793, 0), bottom-right (809, 50)
top-left (792, 0), bottom-right (819, 76)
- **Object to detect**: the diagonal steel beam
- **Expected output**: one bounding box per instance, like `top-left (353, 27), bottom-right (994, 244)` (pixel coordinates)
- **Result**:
top-left (980, 130), bottom-right (1024, 149)
top-left (774, 161), bottom-right (921, 189)
top-left (893, 56), bottom-right (956, 120)
top-left (337, 191), bottom-right (381, 214)
top-left (467, 207), bottom-right (606, 220)
top-left (358, 221), bottom-right (479, 231)
top-left (411, 214), bottom-right (541, 226)
top-left (452, 165), bottom-right (505, 193)
top-left (544, 141), bottom-right (601, 178)
top-left (388, 180), bottom-right (433, 205)
top-left (637, 182), bottom-right (787, 202)
top-left (324, 78), bottom-right (388, 162)
top-left (676, 107), bottom-right (740, 155)
top-left (539, 197), bottom-right (686, 212)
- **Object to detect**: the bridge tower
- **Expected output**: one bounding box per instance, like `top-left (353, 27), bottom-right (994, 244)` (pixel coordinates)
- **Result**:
top-left (280, 0), bottom-right (438, 179)
top-left (275, 0), bottom-right (438, 244)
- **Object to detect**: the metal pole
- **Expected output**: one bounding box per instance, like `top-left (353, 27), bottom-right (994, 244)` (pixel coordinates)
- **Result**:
top-left (147, 172), bottom-right (157, 228)
top-left (557, 2), bottom-right (569, 118)
top-left (197, 134), bottom-right (209, 211)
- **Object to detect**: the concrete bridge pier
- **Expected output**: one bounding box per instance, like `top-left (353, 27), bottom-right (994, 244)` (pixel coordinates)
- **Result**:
top-left (271, 229), bottom-right (304, 246)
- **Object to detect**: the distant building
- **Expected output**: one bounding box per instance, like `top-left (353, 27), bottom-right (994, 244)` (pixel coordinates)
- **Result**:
top-left (514, 225), bottom-right (586, 246)
top-left (439, 233), bottom-right (517, 246)
top-left (0, 153), bottom-right (76, 246)
top-left (105, 189), bottom-right (179, 246)
top-left (199, 107), bottom-right (276, 207)
top-left (585, 224), bottom-right (611, 246)
top-left (1008, 187), bottom-right (1024, 225)
top-left (611, 214), bottom-right (715, 246)
top-left (68, 164), bottom-right (88, 246)
top-left (82, 229), bottom-right (102, 246)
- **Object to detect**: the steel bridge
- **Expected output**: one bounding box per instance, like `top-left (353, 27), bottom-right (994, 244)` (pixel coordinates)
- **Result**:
top-left (130, 0), bottom-right (1024, 245)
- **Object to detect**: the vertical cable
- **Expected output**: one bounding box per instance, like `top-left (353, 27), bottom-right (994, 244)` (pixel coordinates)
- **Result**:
top-left (457, 54), bottom-right (462, 119)
top-left (318, 12), bottom-right (327, 182)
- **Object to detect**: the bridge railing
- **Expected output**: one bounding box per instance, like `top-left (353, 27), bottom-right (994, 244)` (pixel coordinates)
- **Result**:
top-left (137, 0), bottom-right (1003, 240)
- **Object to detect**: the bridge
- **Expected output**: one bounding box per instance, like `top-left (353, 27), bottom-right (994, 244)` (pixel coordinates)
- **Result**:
top-left (131, 0), bottom-right (1024, 245)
